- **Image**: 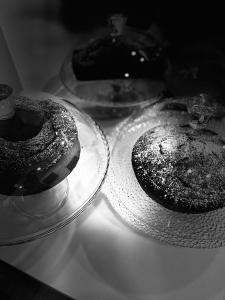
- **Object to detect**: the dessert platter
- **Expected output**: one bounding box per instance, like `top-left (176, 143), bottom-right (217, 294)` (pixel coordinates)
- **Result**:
top-left (105, 94), bottom-right (225, 248)
top-left (60, 14), bottom-right (168, 119)
top-left (0, 85), bottom-right (109, 245)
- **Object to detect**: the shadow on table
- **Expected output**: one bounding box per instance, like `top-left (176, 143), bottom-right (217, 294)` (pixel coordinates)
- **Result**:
top-left (73, 192), bottom-right (225, 299)
top-left (0, 192), bottom-right (103, 284)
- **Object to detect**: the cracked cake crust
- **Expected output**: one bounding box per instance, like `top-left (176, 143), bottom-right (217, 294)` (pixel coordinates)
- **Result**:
top-left (132, 124), bottom-right (225, 213)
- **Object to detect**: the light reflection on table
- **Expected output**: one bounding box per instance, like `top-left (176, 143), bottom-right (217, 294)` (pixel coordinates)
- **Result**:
top-left (0, 187), bottom-right (225, 299)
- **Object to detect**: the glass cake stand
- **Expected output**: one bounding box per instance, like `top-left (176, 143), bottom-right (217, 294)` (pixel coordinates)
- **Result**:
top-left (0, 94), bottom-right (109, 246)
top-left (59, 54), bottom-right (164, 120)
top-left (57, 14), bottom-right (168, 120)
top-left (105, 99), bottom-right (225, 249)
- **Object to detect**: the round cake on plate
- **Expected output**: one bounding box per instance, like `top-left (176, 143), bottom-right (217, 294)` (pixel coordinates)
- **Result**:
top-left (132, 95), bottom-right (225, 213)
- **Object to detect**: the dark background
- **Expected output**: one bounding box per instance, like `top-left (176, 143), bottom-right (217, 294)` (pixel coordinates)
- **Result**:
top-left (1, 0), bottom-right (225, 90)
top-left (60, 2), bottom-right (225, 45)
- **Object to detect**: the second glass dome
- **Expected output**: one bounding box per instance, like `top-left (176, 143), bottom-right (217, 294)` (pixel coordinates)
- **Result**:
top-left (61, 14), bottom-right (169, 119)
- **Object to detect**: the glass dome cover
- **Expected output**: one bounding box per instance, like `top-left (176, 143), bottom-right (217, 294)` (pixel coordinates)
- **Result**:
top-left (72, 14), bottom-right (167, 82)
top-left (61, 14), bottom-right (168, 118)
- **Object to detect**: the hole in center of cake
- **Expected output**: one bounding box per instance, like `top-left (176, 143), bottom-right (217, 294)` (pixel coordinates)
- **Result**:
top-left (0, 108), bottom-right (44, 142)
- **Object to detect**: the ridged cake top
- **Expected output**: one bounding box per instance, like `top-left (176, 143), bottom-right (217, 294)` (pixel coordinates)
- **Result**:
top-left (0, 96), bottom-right (79, 184)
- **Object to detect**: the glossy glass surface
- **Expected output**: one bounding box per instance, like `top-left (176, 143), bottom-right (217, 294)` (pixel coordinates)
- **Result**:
top-left (60, 18), bottom-right (167, 119)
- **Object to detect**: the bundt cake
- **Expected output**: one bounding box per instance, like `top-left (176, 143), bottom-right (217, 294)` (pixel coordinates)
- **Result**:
top-left (0, 88), bottom-right (80, 196)
top-left (132, 96), bottom-right (225, 214)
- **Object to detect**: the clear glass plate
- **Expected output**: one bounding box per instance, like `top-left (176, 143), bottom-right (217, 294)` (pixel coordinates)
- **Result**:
top-left (0, 96), bottom-right (109, 246)
top-left (105, 99), bottom-right (225, 248)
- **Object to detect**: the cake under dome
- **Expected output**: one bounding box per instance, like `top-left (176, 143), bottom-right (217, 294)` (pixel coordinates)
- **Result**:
top-left (61, 14), bottom-right (169, 119)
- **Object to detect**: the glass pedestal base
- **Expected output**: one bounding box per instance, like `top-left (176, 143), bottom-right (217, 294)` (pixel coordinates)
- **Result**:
top-left (12, 179), bottom-right (69, 219)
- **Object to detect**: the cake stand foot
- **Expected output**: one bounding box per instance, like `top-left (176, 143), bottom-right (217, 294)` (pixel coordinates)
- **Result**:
top-left (11, 178), bottom-right (69, 219)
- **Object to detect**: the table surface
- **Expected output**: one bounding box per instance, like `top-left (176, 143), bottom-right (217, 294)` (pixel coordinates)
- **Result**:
top-left (1, 6), bottom-right (225, 300)
top-left (1, 189), bottom-right (225, 300)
